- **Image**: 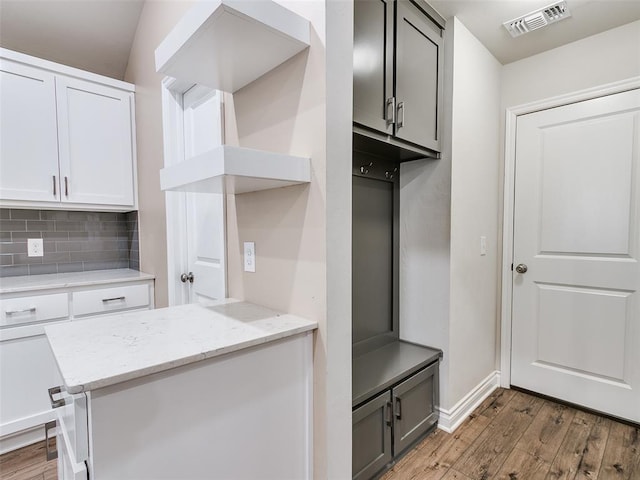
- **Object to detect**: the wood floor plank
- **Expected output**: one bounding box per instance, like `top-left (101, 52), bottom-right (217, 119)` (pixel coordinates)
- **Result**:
top-left (0, 441), bottom-right (55, 480)
top-left (381, 413), bottom-right (491, 480)
top-left (440, 469), bottom-right (473, 480)
top-left (574, 415), bottom-right (612, 480)
top-left (598, 421), bottom-right (640, 480)
top-left (494, 447), bottom-right (551, 480)
top-left (453, 390), bottom-right (544, 480)
top-left (476, 388), bottom-right (517, 420)
top-left (517, 400), bottom-right (576, 463)
top-left (545, 410), bottom-right (598, 480)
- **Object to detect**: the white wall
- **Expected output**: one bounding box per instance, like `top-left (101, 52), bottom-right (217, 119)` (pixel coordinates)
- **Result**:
top-left (401, 17), bottom-right (501, 413)
top-left (123, 0), bottom-right (195, 308)
top-left (502, 20), bottom-right (640, 109)
top-left (448, 18), bottom-right (502, 407)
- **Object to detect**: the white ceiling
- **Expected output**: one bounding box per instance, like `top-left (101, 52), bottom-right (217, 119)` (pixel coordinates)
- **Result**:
top-left (0, 0), bottom-right (639, 79)
top-left (429, 0), bottom-right (640, 64)
top-left (0, 0), bottom-right (144, 79)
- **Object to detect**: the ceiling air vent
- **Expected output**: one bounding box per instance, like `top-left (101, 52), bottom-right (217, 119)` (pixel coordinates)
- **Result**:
top-left (503, 1), bottom-right (572, 38)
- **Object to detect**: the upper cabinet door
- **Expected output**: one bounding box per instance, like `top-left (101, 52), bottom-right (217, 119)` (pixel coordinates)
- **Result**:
top-left (394, 1), bottom-right (443, 152)
top-left (353, 0), bottom-right (394, 135)
top-left (56, 76), bottom-right (134, 207)
top-left (0, 60), bottom-right (60, 202)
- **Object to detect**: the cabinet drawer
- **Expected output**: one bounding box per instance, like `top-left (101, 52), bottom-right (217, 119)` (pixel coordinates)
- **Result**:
top-left (73, 284), bottom-right (149, 317)
top-left (0, 293), bottom-right (69, 328)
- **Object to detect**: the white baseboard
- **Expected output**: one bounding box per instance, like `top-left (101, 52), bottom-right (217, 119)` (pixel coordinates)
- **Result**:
top-left (437, 370), bottom-right (501, 433)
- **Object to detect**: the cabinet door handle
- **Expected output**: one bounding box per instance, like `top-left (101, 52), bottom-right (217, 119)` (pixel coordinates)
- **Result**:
top-left (53, 175), bottom-right (57, 197)
top-left (386, 97), bottom-right (396, 126)
top-left (48, 386), bottom-right (66, 409)
top-left (397, 101), bottom-right (405, 129)
top-left (102, 296), bottom-right (125, 302)
top-left (5, 306), bottom-right (36, 315)
top-left (394, 397), bottom-right (402, 420)
top-left (45, 421), bottom-right (58, 461)
top-left (386, 401), bottom-right (393, 426)
top-left (64, 176), bottom-right (69, 197)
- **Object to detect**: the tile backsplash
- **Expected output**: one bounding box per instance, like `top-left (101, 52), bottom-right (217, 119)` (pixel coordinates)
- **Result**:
top-left (0, 209), bottom-right (139, 277)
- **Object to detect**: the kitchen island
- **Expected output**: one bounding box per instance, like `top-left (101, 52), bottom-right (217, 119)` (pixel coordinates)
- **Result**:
top-left (45, 299), bottom-right (316, 480)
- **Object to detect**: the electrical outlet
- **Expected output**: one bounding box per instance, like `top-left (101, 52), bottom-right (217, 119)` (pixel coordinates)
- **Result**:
top-left (244, 242), bottom-right (256, 272)
top-left (28, 238), bottom-right (44, 257)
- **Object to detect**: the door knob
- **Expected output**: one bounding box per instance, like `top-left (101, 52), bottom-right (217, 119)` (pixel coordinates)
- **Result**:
top-left (515, 264), bottom-right (528, 274)
top-left (180, 272), bottom-right (194, 283)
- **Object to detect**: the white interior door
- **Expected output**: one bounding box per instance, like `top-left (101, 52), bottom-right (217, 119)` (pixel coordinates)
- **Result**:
top-left (511, 88), bottom-right (640, 423)
top-left (178, 86), bottom-right (226, 304)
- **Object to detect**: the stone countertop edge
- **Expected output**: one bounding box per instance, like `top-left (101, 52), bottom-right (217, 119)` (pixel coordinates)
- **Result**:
top-left (45, 299), bottom-right (317, 395)
top-left (0, 269), bottom-right (155, 294)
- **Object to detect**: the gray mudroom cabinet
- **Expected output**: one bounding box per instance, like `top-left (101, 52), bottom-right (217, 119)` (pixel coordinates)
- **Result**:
top-left (353, 0), bottom-right (445, 158)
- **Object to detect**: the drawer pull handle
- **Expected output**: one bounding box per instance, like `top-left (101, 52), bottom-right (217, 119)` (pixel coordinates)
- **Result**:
top-left (48, 386), bottom-right (66, 409)
top-left (386, 401), bottom-right (393, 427)
top-left (102, 296), bottom-right (125, 302)
top-left (394, 397), bottom-right (402, 420)
top-left (5, 307), bottom-right (36, 315)
top-left (45, 421), bottom-right (58, 461)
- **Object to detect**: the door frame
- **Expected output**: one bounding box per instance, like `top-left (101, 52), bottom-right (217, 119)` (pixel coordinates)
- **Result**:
top-left (160, 77), bottom-right (226, 306)
top-left (499, 76), bottom-right (640, 388)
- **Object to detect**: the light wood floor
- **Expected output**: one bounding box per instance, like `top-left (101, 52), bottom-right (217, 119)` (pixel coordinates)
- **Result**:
top-left (382, 388), bottom-right (640, 480)
top-left (1, 389), bottom-right (638, 480)
top-left (0, 440), bottom-right (56, 480)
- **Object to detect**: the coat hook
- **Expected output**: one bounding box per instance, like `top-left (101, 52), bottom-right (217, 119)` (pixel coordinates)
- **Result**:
top-left (360, 162), bottom-right (373, 175)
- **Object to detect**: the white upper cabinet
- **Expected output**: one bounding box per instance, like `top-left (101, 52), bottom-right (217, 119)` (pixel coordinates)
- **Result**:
top-left (0, 49), bottom-right (137, 211)
top-left (56, 77), bottom-right (134, 206)
top-left (0, 60), bottom-right (60, 202)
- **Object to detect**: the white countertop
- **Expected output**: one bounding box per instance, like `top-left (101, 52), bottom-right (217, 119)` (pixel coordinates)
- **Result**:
top-left (0, 269), bottom-right (155, 294)
top-left (45, 299), bottom-right (317, 394)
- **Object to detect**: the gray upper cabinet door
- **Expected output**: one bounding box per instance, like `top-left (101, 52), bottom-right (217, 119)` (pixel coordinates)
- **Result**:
top-left (353, 0), bottom-right (394, 135)
top-left (395, 0), bottom-right (444, 152)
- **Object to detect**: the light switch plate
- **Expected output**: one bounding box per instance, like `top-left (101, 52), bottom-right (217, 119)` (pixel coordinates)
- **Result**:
top-left (244, 242), bottom-right (256, 272)
top-left (28, 238), bottom-right (44, 257)
top-left (480, 236), bottom-right (487, 256)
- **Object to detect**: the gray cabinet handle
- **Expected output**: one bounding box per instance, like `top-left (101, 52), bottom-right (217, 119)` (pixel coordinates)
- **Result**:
top-left (45, 421), bottom-right (58, 461)
top-left (386, 401), bottom-right (393, 426)
top-left (53, 175), bottom-right (57, 197)
top-left (394, 397), bottom-right (402, 420)
top-left (64, 176), bottom-right (69, 197)
top-left (102, 296), bottom-right (125, 302)
top-left (48, 385), bottom-right (66, 409)
top-left (397, 101), bottom-right (405, 128)
top-left (5, 307), bottom-right (36, 315)
top-left (386, 97), bottom-right (396, 126)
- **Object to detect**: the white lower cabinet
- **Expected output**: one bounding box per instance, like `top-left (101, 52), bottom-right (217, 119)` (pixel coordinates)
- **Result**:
top-left (49, 333), bottom-right (313, 480)
top-left (0, 273), bottom-right (154, 455)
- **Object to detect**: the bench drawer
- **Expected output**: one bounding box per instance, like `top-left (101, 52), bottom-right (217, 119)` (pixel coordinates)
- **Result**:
top-left (73, 284), bottom-right (149, 317)
top-left (1, 293), bottom-right (69, 328)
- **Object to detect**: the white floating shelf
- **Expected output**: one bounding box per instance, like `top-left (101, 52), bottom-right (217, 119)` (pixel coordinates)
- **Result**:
top-left (155, 0), bottom-right (310, 93)
top-left (160, 146), bottom-right (311, 194)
